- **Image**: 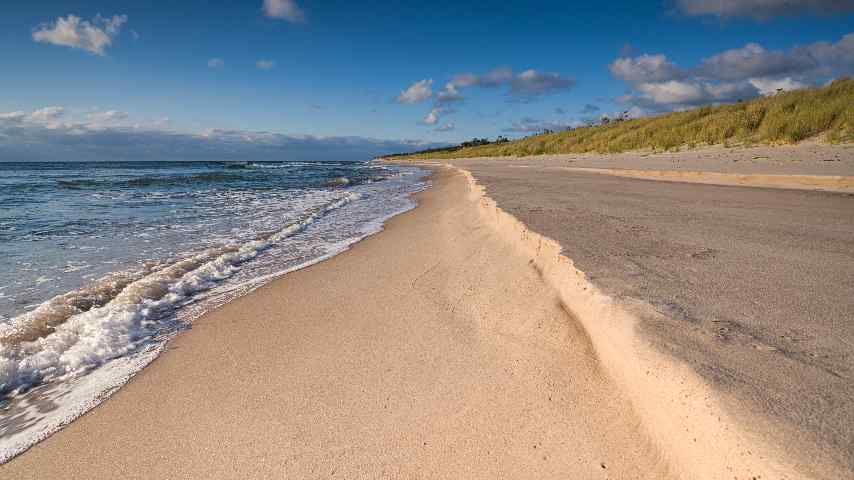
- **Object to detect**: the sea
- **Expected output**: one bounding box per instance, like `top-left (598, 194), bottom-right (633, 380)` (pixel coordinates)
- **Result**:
top-left (0, 159), bottom-right (427, 462)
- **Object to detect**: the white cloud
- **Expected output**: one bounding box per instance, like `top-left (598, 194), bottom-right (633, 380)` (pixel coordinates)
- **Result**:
top-left (697, 43), bottom-right (813, 81)
top-left (635, 80), bottom-right (706, 104)
top-left (0, 112), bottom-right (27, 122)
top-left (208, 58), bottom-right (225, 68)
top-left (421, 106), bottom-right (456, 126)
top-left (616, 33), bottom-right (854, 88)
top-left (444, 67), bottom-right (574, 100)
top-left (432, 67), bottom-right (514, 106)
top-left (435, 83), bottom-right (464, 105)
top-left (676, 0), bottom-right (854, 18)
top-left (99, 14), bottom-right (127, 35)
top-left (256, 59), bottom-right (276, 70)
top-left (694, 34), bottom-right (854, 82)
top-left (409, 66), bottom-right (575, 119)
top-left (610, 54), bottom-right (684, 83)
top-left (450, 66), bottom-right (514, 88)
top-left (87, 110), bottom-right (129, 125)
top-left (32, 14), bottom-right (127, 56)
top-left (480, 66), bottom-right (515, 86)
top-left (263, 0), bottom-right (305, 22)
top-left (612, 32), bottom-right (854, 110)
top-left (435, 123), bottom-right (455, 132)
top-left (797, 32), bottom-right (854, 74)
top-left (749, 77), bottom-right (809, 95)
top-left (397, 79), bottom-right (433, 104)
top-left (509, 70), bottom-right (576, 97)
top-left (29, 106), bottom-right (66, 122)
top-left (704, 81), bottom-right (756, 100)
top-left (632, 80), bottom-right (755, 106)
top-left (449, 73), bottom-right (478, 88)
top-left (423, 108), bottom-right (440, 125)
top-left (2, 106), bottom-right (144, 131)
top-left (401, 66), bottom-right (575, 129)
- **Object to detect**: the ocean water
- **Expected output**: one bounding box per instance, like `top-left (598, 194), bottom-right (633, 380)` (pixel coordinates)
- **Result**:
top-left (0, 160), bottom-right (427, 462)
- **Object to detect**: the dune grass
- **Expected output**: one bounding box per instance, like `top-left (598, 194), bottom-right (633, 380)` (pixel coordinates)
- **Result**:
top-left (391, 78), bottom-right (854, 160)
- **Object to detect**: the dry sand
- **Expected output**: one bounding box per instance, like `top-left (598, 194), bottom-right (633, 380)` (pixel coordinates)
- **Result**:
top-left (460, 143), bottom-right (854, 192)
top-left (440, 144), bottom-right (854, 478)
top-left (1, 160), bottom-right (844, 478)
top-left (557, 167), bottom-right (854, 192)
top-left (494, 143), bottom-right (854, 175)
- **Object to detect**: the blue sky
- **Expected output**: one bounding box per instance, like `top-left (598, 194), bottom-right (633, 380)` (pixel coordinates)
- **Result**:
top-left (1, 0), bottom-right (853, 160)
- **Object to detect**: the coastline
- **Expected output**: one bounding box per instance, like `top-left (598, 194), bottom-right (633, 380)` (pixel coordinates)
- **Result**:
top-left (1, 163), bottom-right (845, 478)
top-left (0, 162), bottom-right (428, 463)
top-left (2, 166), bottom-right (662, 478)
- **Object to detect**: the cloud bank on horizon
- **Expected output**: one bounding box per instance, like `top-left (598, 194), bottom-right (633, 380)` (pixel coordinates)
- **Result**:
top-left (0, 106), bottom-right (443, 162)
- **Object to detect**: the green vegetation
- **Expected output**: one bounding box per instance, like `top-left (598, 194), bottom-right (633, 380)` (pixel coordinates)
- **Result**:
top-left (386, 78), bottom-right (854, 160)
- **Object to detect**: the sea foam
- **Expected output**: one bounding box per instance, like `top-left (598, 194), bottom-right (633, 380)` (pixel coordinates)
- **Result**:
top-left (0, 161), bottom-right (428, 463)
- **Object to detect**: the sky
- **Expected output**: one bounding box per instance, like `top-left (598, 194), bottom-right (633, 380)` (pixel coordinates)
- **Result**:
top-left (1, 0), bottom-right (853, 161)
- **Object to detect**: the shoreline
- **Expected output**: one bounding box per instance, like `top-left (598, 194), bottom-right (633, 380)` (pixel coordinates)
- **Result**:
top-left (1, 164), bottom-right (844, 478)
top-left (0, 163), bottom-right (429, 464)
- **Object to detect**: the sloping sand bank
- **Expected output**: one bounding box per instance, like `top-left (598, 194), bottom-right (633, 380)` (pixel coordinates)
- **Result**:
top-left (445, 152), bottom-right (854, 476)
top-left (1, 167), bottom-right (825, 478)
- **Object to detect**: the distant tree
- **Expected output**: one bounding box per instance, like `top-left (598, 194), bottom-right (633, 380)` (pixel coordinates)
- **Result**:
top-left (460, 137), bottom-right (491, 148)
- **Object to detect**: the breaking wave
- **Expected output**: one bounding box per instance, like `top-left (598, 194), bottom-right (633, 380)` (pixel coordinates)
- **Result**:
top-left (0, 193), bottom-right (357, 396)
top-left (0, 159), bottom-right (428, 463)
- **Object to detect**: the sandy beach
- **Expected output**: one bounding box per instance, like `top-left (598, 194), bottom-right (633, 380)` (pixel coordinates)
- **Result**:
top-left (3, 151), bottom-right (852, 478)
top-left (455, 143), bottom-right (854, 192)
top-left (4, 2), bottom-right (854, 478)
top-left (444, 145), bottom-right (854, 477)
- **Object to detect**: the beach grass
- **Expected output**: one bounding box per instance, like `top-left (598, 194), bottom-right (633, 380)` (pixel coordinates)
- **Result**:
top-left (390, 78), bottom-right (854, 160)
